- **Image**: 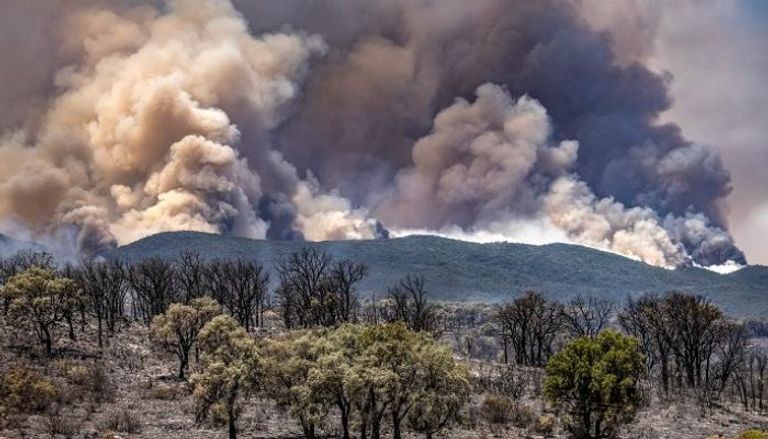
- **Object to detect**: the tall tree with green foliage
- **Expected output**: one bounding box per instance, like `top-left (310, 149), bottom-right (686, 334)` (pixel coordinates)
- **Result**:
top-left (544, 330), bottom-right (644, 439)
top-left (151, 297), bottom-right (221, 380)
top-left (406, 341), bottom-right (470, 439)
top-left (259, 323), bottom-right (468, 439)
top-left (310, 324), bottom-right (363, 439)
top-left (1, 267), bottom-right (80, 355)
top-left (191, 315), bottom-right (261, 439)
top-left (263, 330), bottom-right (329, 439)
top-left (348, 322), bottom-right (468, 439)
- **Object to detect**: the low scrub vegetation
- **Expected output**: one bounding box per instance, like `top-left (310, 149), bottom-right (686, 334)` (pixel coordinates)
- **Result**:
top-left (0, 248), bottom-right (767, 438)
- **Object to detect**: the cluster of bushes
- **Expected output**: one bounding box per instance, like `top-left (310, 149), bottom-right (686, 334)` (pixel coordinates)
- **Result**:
top-left (177, 314), bottom-right (469, 439)
top-left (0, 360), bottom-right (117, 435)
top-left (2, 248), bottom-right (767, 439)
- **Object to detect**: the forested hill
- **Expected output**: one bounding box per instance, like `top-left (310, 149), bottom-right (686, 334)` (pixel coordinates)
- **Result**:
top-left (110, 232), bottom-right (768, 317)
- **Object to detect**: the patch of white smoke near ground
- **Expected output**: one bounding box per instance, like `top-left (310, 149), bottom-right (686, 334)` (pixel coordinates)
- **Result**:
top-left (379, 83), bottom-right (742, 268)
top-left (0, 0), bottom-right (380, 254)
top-left (543, 176), bottom-right (686, 267)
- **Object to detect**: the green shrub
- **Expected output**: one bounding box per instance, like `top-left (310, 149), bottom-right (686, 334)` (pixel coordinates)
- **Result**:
top-left (481, 393), bottom-right (515, 424)
top-left (740, 430), bottom-right (768, 439)
top-left (545, 330), bottom-right (644, 439)
top-left (0, 365), bottom-right (58, 414)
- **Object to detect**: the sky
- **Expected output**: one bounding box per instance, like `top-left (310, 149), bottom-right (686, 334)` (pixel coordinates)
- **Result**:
top-left (0, 0), bottom-right (765, 267)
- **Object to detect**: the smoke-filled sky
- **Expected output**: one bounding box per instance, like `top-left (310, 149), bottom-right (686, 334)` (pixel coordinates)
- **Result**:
top-left (0, 0), bottom-right (765, 267)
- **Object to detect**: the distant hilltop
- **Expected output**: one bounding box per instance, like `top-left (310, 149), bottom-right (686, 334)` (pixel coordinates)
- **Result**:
top-left (107, 231), bottom-right (768, 318)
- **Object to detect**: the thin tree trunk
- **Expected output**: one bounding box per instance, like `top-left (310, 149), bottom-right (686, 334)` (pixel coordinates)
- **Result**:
top-left (339, 398), bottom-right (351, 439)
top-left (67, 314), bottom-right (76, 341)
top-left (178, 354), bottom-right (188, 380)
top-left (97, 318), bottom-right (103, 348)
top-left (228, 405), bottom-right (237, 439)
top-left (392, 410), bottom-right (402, 439)
top-left (42, 325), bottom-right (53, 356)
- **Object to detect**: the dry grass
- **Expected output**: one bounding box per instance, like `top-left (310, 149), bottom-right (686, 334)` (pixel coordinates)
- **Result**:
top-left (1, 312), bottom-right (767, 439)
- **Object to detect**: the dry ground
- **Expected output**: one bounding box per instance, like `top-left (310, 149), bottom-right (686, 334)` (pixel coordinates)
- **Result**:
top-left (1, 316), bottom-right (767, 439)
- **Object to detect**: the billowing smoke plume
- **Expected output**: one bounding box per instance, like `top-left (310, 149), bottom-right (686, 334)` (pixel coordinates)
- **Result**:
top-left (0, 0), bottom-right (382, 255)
top-left (0, 0), bottom-right (746, 267)
top-left (380, 84), bottom-right (737, 267)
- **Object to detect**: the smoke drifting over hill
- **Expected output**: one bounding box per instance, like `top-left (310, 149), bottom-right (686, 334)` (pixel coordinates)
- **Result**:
top-left (0, 0), bottom-right (747, 267)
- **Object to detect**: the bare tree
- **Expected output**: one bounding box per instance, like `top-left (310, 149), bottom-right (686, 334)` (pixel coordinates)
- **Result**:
top-left (382, 275), bottom-right (442, 335)
top-left (734, 349), bottom-right (768, 412)
top-left (494, 291), bottom-right (562, 367)
top-left (277, 248), bottom-right (332, 328)
top-left (175, 250), bottom-right (206, 303)
top-left (276, 248), bottom-right (367, 328)
top-left (328, 260), bottom-right (368, 324)
top-left (663, 292), bottom-right (725, 390)
top-left (619, 292), bottom-right (747, 401)
top-left (74, 260), bottom-right (128, 347)
top-left (128, 257), bottom-right (180, 325)
top-left (561, 296), bottom-right (614, 338)
top-left (618, 294), bottom-right (674, 395)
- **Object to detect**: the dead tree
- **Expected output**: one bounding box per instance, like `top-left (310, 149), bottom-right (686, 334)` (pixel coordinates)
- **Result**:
top-left (276, 248), bottom-right (368, 329)
top-left (560, 296), bottom-right (613, 338)
top-left (382, 275), bottom-right (442, 335)
top-left (128, 257), bottom-right (179, 325)
top-left (619, 294), bottom-right (674, 395)
top-left (663, 292), bottom-right (725, 390)
top-left (327, 260), bottom-right (368, 324)
top-left (212, 260), bottom-right (269, 331)
top-left (494, 291), bottom-right (562, 367)
top-left (75, 260), bottom-right (128, 347)
top-left (175, 250), bottom-right (206, 303)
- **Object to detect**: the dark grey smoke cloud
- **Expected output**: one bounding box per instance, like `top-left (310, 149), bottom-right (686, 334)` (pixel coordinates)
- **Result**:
top-left (234, 0), bottom-right (745, 265)
top-left (0, 0), bottom-right (745, 266)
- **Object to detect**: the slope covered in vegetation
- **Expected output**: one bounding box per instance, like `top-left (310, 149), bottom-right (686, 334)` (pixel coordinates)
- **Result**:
top-left (113, 232), bottom-right (768, 316)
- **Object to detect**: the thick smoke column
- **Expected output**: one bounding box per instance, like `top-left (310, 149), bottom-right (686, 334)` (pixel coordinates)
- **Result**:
top-left (0, 0), bottom-right (381, 255)
top-left (239, 0), bottom-right (743, 266)
top-left (381, 84), bottom-right (736, 267)
top-left (0, 0), bottom-right (746, 267)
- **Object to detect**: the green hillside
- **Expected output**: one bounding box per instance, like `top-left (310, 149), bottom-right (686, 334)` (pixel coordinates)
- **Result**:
top-left (112, 232), bottom-right (768, 317)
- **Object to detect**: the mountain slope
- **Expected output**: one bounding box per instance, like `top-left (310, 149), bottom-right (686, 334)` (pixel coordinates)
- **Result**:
top-left (0, 233), bottom-right (44, 256)
top-left (112, 232), bottom-right (768, 317)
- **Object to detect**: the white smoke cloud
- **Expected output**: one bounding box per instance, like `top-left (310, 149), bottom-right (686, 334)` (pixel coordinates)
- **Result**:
top-left (292, 175), bottom-right (381, 241)
top-left (378, 84), bottom-right (578, 229)
top-left (0, 0), bottom-right (749, 269)
top-left (543, 176), bottom-right (685, 267)
top-left (0, 0), bottom-right (381, 253)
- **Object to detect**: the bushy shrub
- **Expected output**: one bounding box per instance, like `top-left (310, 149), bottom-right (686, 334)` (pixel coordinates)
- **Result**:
top-left (0, 365), bottom-right (58, 414)
top-left (481, 393), bottom-right (515, 424)
top-left (740, 431), bottom-right (768, 439)
top-left (535, 414), bottom-right (556, 435)
top-left (45, 408), bottom-right (82, 437)
top-left (101, 406), bottom-right (142, 433)
top-left (545, 331), bottom-right (644, 439)
top-left (63, 361), bottom-right (114, 404)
